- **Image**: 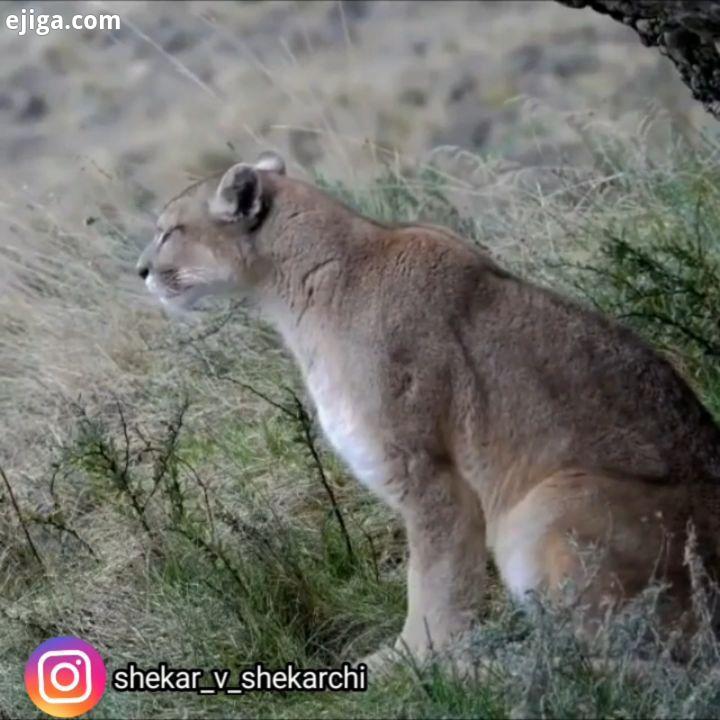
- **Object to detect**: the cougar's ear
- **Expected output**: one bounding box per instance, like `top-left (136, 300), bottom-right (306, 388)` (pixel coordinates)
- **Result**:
top-left (209, 163), bottom-right (263, 223)
top-left (255, 150), bottom-right (286, 175)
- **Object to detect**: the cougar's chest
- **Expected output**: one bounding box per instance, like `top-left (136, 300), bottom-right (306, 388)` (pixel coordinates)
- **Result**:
top-left (306, 363), bottom-right (395, 504)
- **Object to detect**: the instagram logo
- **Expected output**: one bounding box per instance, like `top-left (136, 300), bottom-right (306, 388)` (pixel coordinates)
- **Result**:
top-left (25, 637), bottom-right (106, 717)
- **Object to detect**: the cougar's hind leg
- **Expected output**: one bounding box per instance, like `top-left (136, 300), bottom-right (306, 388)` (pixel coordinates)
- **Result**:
top-left (492, 471), bottom-right (692, 627)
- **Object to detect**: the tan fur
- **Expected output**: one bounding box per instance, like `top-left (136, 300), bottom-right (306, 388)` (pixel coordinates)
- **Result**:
top-left (138, 152), bottom-right (720, 667)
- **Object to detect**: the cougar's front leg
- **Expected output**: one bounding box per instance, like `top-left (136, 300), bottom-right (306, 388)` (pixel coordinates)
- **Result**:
top-left (396, 461), bottom-right (487, 663)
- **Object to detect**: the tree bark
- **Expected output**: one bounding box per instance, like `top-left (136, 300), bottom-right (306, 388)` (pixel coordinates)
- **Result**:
top-left (557, 1), bottom-right (720, 120)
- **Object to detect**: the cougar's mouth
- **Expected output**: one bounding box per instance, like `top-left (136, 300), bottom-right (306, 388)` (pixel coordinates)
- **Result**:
top-left (145, 269), bottom-right (238, 312)
top-left (145, 271), bottom-right (201, 310)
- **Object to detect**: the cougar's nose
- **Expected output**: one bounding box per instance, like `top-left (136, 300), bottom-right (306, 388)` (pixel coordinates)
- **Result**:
top-left (137, 262), bottom-right (150, 280)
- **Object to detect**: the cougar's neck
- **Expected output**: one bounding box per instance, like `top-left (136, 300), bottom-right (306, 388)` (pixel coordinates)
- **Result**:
top-left (257, 205), bottom-right (379, 378)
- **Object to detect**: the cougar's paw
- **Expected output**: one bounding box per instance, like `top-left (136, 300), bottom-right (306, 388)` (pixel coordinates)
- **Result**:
top-left (357, 644), bottom-right (405, 679)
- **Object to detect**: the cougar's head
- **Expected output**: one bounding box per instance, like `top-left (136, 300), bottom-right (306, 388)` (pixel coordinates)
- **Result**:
top-left (136, 151), bottom-right (286, 311)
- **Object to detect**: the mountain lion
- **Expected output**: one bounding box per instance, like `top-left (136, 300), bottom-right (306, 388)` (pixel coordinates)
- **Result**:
top-left (137, 151), bottom-right (720, 667)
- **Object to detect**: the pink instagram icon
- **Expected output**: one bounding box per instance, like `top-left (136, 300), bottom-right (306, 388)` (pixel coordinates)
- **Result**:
top-left (25, 636), bottom-right (106, 718)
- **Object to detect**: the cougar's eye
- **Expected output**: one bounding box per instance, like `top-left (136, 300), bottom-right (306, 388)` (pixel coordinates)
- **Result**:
top-left (159, 224), bottom-right (185, 246)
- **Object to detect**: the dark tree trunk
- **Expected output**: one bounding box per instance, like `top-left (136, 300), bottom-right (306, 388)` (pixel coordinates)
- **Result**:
top-left (557, 1), bottom-right (720, 120)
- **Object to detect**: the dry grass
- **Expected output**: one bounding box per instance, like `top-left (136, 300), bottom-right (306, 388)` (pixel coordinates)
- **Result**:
top-left (1, 2), bottom-right (720, 717)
